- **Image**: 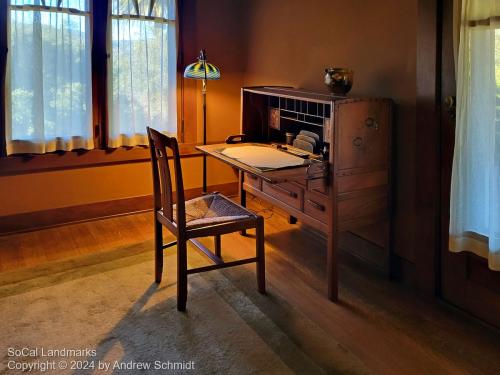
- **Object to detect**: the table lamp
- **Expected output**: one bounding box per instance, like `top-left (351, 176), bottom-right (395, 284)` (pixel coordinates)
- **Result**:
top-left (184, 49), bottom-right (221, 193)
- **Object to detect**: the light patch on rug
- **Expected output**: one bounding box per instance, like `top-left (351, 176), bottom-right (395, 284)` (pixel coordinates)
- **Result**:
top-left (0, 240), bottom-right (369, 374)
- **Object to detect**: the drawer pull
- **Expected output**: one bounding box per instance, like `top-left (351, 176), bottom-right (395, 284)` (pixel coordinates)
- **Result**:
top-left (247, 174), bottom-right (258, 180)
top-left (271, 184), bottom-right (298, 198)
top-left (365, 117), bottom-right (379, 130)
top-left (353, 137), bottom-right (363, 147)
top-left (307, 199), bottom-right (325, 211)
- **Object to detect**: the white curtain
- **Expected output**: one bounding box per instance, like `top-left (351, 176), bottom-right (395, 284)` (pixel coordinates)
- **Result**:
top-left (108, 0), bottom-right (177, 148)
top-left (450, 0), bottom-right (500, 270)
top-left (6, 0), bottom-right (93, 155)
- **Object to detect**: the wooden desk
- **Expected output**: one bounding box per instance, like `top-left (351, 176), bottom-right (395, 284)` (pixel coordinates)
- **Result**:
top-left (198, 87), bottom-right (393, 301)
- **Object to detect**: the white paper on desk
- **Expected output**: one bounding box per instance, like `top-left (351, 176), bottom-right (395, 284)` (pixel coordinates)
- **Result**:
top-left (221, 145), bottom-right (305, 169)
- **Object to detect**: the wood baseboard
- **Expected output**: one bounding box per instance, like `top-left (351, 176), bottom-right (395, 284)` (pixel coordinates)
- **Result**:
top-left (0, 182), bottom-right (238, 236)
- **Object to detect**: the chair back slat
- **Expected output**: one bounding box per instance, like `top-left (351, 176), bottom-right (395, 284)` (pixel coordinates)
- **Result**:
top-left (147, 127), bottom-right (186, 230)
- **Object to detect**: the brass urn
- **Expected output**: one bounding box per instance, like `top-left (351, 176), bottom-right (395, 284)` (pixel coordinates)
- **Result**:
top-left (324, 68), bottom-right (353, 95)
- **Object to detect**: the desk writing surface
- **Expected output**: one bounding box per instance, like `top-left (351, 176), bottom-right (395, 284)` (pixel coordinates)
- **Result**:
top-left (220, 145), bottom-right (306, 170)
top-left (196, 143), bottom-right (328, 184)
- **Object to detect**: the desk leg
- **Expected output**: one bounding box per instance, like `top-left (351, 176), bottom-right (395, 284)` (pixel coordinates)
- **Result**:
top-left (239, 171), bottom-right (247, 236)
top-left (327, 231), bottom-right (339, 301)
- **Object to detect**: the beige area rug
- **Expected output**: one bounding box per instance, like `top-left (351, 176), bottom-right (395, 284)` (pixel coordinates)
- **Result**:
top-left (0, 240), bottom-right (369, 375)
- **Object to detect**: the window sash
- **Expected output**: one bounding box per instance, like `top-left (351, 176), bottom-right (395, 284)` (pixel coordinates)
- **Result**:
top-left (107, 0), bottom-right (177, 148)
top-left (1, 0), bottom-right (178, 155)
top-left (9, 5), bottom-right (90, 16)
top-left (110, 13), bottom-right (174, 24)
top-left (5, 1), bottom-right (94, 154)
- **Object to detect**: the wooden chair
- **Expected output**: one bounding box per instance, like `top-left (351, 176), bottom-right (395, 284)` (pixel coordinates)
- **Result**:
top-left (147, 127), bottom-right (265, 311)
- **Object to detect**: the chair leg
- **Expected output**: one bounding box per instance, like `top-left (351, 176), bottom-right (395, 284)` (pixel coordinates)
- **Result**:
top-left (154, 220), bottom-right (163, 283)
top-left (240, 172), bottom-right (247, 236)
top-left (256, 217), bottom-right (266, 294)
top-left (214, 235), bottom-right (222, 258)
top-left (177, 239), bottom-right (188, 311)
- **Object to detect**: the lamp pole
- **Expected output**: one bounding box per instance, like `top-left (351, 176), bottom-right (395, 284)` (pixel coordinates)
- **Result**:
top-left (202, 77), bottom-right (207, 193)
top-left (202, 50), bottom-right (208, 194)
top-left (184, 49), bottom-right (219, 195)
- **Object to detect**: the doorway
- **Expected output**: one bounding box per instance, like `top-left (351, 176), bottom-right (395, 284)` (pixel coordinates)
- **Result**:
top-left (439, 0), bottom-right (500, 328)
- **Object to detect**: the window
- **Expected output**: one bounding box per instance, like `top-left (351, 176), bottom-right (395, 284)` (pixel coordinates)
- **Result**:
top-left (108, 0), bottom-right (177, 148)
top-left (2, 0), bottom-right (177, 156)
top-left (6, 0), bottom-right (93, 155)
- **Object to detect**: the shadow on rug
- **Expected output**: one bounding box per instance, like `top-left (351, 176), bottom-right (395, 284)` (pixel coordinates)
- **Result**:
top-left (0, 240), bottom-right (369, 375)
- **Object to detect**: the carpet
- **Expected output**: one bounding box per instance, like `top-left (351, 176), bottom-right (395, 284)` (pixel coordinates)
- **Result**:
top-left (0, 240), bottom-right (369, 374)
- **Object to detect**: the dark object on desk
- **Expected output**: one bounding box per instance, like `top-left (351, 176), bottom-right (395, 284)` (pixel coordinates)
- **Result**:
top-left (147, 127), bottom-right (265, 312)
top-left (276, 144), bottom-right (310, 158)
top-left (225, 134), bottom-right (247, 144)
top-left (324, 68), bottom-right (354, 95)
top-left (285, 132), bottom-right (295, 145)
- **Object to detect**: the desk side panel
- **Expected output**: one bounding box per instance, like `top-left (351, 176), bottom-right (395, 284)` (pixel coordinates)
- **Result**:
top-left (241, 90), bottom-right (269, 142)
top-left (333, 99), bottom-right (393, 274)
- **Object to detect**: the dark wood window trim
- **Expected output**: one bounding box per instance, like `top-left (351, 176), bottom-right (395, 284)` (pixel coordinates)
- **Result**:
top-left (0, 0), bottom-right (7, 158)
top-left (468, 16), bottom-right (500, 27)
top-left (91, 0), bottom-right (108, 148)
top-left (0, 143), bottom-right (205, 177)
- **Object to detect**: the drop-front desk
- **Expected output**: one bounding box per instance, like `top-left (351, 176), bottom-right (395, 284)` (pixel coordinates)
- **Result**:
top-left (197, 87), bottom-right (393, 301)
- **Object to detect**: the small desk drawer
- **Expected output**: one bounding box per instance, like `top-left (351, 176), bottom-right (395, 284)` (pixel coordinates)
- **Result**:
top-left (244, 172), bottom-right (261, 190)
top-left (262, 181), bottom-right (303, 210)
top-left (304, 190), bottom-right (330, 223)
top-left (295, 178), bottom-right (307, 188)
top-left (308, 178), bottom-right (329, 195)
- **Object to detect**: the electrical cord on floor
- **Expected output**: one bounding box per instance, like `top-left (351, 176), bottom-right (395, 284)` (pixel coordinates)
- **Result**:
top-left (247, 194), bottom-right (274, 220)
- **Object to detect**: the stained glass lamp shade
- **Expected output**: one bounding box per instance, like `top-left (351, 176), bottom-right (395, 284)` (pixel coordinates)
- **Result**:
top-left (183, 50), bottom-right (221, 82)
top-left (183, 49), bottom-right (220, 193)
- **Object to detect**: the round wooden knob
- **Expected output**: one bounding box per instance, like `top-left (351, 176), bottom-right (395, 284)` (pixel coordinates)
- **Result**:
top-left (365, 117), bottom-right (379, 130)
top-left (353, 137), bottom-right (363, 147)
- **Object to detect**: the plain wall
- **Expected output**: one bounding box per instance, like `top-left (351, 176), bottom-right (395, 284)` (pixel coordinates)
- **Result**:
top-left (0, 157), bottom-right (236, 216)
top-left (242, 0), bottom-right (418, 263)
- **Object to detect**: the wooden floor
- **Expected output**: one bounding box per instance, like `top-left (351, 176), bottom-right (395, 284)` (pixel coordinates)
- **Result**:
top-left (1, 196), bottom-right (500, 374)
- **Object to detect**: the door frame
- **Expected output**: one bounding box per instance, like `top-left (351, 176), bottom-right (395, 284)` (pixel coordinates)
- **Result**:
top-left (415, 0), bottom-right (443, 295)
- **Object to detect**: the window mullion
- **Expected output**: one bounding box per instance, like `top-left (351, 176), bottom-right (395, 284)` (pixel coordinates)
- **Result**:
top-left (0, 0), bottom-right (7, 157)
top-left (148, 0), bottom-right (155, 17)
top-left (91, 0), bottom-right (110, 149)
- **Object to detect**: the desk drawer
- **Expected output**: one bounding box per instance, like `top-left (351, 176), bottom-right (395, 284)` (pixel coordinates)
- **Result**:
top-left (262, 181), bottom-right (303, 210)
top-left (244, 172), bottom-right (261, 190)
top-left (308, 178), bottom-right (329, 195)
top-left (304, 190), bottom-right (330, 223)
top-left (295, 178), bottom-right (307, 188)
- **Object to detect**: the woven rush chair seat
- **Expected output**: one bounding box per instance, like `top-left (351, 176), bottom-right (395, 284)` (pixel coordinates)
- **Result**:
top-left (174, 193), bottom-right (255, 229)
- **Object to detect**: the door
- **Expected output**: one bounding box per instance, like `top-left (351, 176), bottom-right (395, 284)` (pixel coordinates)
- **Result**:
top-left (440, 0), bottom-right (500, 328)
